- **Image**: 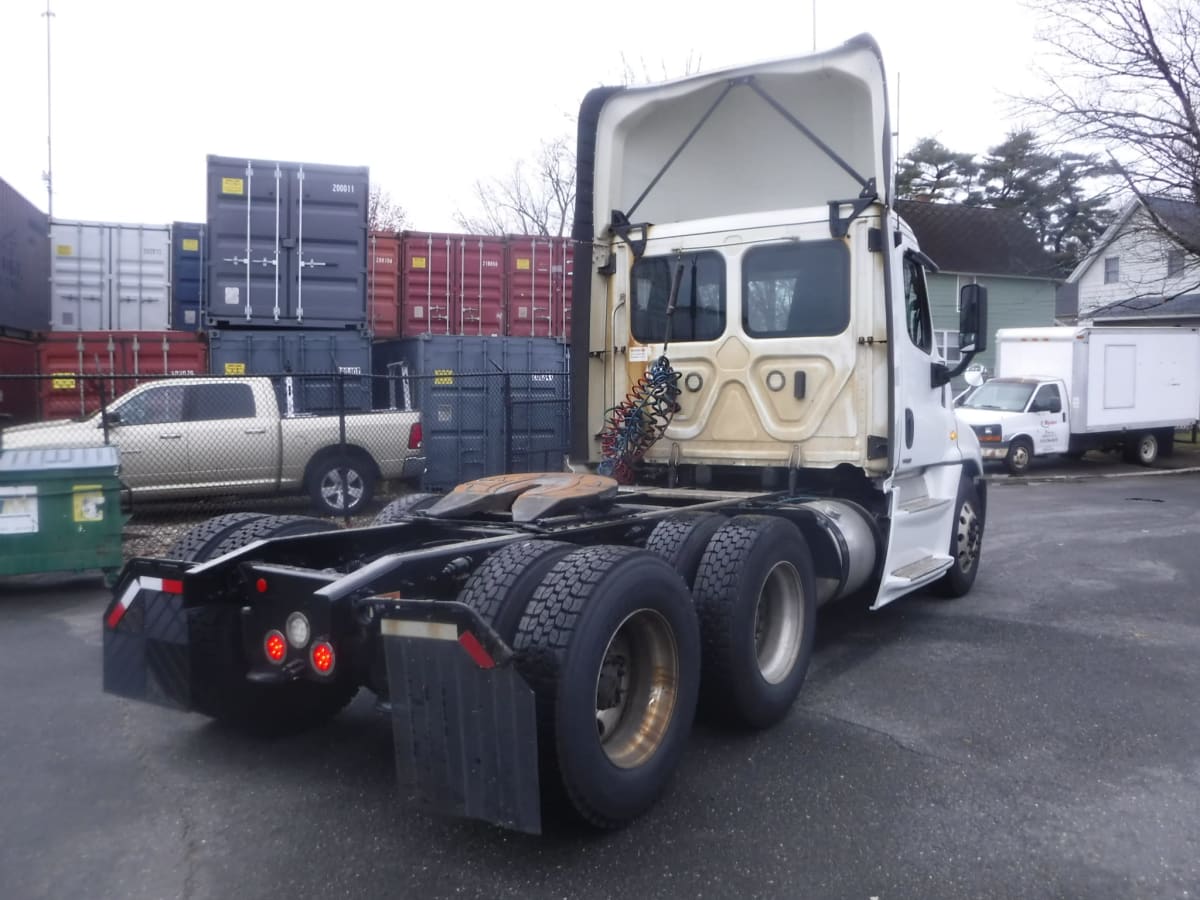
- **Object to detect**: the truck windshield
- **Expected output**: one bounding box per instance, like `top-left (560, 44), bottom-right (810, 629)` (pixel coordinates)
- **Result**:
top-left (961, 381), bottom-right (1036, 412)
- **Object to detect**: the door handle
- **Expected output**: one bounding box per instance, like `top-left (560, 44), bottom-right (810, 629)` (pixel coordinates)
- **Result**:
top-left (158, 433), bottom-right (183, 440)
top-left (904, 409), bottom-right (915, 449)
top-left (243, 428), bottom-right (267, 435)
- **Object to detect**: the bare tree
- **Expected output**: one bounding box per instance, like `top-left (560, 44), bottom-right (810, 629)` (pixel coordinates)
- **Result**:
top-left (368, 185), bottom-right (410, 233)
top-left (1024, 0), bottom-right (1200, 254)
top-left (454, 137), bottom-right (575, 237)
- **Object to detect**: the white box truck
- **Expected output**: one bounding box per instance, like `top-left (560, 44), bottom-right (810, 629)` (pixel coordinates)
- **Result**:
top-left (958, 326), bottom-right (1200, 474)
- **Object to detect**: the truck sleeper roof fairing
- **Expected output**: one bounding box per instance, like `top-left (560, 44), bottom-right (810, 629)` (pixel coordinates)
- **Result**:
top-left (572, 33), bottom-right (892, 246)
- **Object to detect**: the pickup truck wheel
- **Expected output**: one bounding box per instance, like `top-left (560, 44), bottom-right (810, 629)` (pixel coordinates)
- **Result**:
top-left (513, 546), bottom-right (700, 829)
top-left (457, 540), bottom-right (576, 643)
top-left (308, 455), bottom-right (376, 516)
top-left (644, 512), bottom-right (725, 589)
top-left (1005, 438), bottom-right (1033, 475)
top-left (372, 493), bottom-right (438, 525)
top-left (692, 516), bottom-right (817, 730)
top-left (182, 515), bottom-right (356, 735)
top-left (1123, 432), bottom-right (1159, 466)
top-left (932, 479), bottom-right (985, 598)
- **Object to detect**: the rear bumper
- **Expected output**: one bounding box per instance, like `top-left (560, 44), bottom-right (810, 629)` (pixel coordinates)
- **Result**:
top-left (399, 455), bottom-right (426, 481)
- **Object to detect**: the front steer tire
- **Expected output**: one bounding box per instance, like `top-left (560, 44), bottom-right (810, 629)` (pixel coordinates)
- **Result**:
top-left (513, 546), bottom-right (700, 829)
top-left (932, 478), bottom-right (985, 598)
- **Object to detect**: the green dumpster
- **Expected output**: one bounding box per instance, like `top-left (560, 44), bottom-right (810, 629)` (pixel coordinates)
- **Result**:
top-left (0, 446), bottom-right (124, 583)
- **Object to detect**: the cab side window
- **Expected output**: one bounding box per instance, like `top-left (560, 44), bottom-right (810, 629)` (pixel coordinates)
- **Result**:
top-left (902, 254), bottom-right (933, 354)
top-left (1030, 385), bottom-right (1062, 413)
top-left (113, 385), bottom-right (185, 425)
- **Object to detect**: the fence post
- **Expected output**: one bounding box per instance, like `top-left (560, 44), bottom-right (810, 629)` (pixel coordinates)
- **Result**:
top-left (337, 371), bottom-right (350, 523)
top-left (98, 376), bottom-right (110, 446)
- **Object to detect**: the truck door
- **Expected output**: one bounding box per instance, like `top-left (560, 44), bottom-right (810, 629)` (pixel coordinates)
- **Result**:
top-left (1028, 382), bottom-right (1069, 454)
top-left (876, 243), bottom-right (966, 606)
top-left (183, 382), bottom-right (277, 489)
top-left (107, 384), bottom-right (189, 490)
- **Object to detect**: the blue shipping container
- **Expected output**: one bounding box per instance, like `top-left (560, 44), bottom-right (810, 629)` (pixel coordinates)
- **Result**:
top-left (170, 222), bottom-right (204, 331)
top-left (372, 335), bottom-right (569, 491)
top-left (208, 327), bottom-right (372, 412)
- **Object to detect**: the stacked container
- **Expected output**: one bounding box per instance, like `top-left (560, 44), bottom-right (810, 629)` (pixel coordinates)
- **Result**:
top-left (170, 222), bottom-right (205, 331)
top-left (372, 335), bottom-right (569, 490)
top-left (203, 155), bottom-right (372, 412)
top-left (0, 178), bottom-right (49, 423)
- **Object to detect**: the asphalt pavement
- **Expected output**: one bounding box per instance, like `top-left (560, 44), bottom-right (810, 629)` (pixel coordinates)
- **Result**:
top-left (2, 472), bottom-right (1199, 899)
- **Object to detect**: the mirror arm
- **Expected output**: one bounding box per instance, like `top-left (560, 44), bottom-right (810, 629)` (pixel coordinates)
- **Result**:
top-left (931, 347), bottom-right (981, 389)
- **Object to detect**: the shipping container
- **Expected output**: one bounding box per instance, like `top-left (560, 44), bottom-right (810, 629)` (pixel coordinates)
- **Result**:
top-left (0, 177), bottom-right (51, 335)
top-left (207, 327), bottom-right (372, 412)
top-left (206, 156), bottom-right (368, 329)
top-left (506, 236), bottom-right (573, 338)
top-left (170, 222), bottom-right (205, 331)
top-left (50, 220), bottom-right (171, 331)
top-left (0, 335), bottom-right (39, 424)
top-left (455, 234), bottom-right (507, 336)
top-left (368, 231), bottom-right (401, 338)
top-left (35, 331), bottom-right (208, 419)
top-left (372, 335), bottom-right (569, 491)
top-left (399, 232), bottom-right (457, 336)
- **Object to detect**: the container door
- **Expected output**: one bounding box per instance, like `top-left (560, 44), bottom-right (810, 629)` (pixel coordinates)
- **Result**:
top-left (51, 222), bottom-right (106, 331)
top-left (401, 234), bottom-right (455, 335)
top-left (111, 225), bottom-right (170, 331)
top-left (456, 236), bottom-right (506, 336)
top-left (286, 166), bottom-right (368, 326)
top-left (208, 160), bottom-right (287, 327)
top-left (368, 233), bottom-right (401, 337)
top-left (506, 237), bottom-right (554, 337)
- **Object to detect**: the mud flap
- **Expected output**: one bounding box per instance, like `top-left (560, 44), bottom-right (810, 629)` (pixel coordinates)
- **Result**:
top-left (381, 601), bottom-right (541, 834)
top-left (102, 561), bottom-right (195, 710)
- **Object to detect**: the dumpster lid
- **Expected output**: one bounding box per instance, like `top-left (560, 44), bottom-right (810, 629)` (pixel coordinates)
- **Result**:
top-left (0, 446), bottom-right (120, 474)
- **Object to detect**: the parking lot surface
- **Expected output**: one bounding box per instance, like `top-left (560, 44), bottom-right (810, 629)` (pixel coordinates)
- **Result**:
top-left (2, 474), bottom-right (1199, 899)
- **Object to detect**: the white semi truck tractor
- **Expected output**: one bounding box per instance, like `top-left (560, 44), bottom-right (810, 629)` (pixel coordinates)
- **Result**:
top-left (102, 34), bottom-right (988, 834)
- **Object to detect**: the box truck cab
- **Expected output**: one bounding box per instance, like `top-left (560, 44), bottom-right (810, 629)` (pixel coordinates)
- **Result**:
top-left (958, 326), bottom-right (1200, 474)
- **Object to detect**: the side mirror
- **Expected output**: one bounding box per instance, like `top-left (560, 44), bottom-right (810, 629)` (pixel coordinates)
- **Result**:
top-left (959, 284), bottom-right (988, 354)
top-left (103, 410), bottom-right (121, 426)
top-left (1047, 398), bottom-right (1062, 414)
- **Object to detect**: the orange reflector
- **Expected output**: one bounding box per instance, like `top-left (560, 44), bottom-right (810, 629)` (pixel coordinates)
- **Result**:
top-left (311, 641), bottom-right (335, 674)
top-left (264, 630), bottom-right (287, 664)
top-left (256, 578), bottom-right (268, 593)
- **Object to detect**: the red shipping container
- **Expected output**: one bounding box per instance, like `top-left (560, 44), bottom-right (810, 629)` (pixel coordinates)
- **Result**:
top-left (550, 237), bottom-right (574, 340)
top-left (0, 335), bottom-right (39, 425)
top-left (368, 232), bottom-right (402, 338)
top-left (36, 331), bottom-right (208, 420)
top-left (400, 233), bottom-right (458, 337)
top-left (455, 235), bottom-right (506, 336)
top-left (506, 236), bottom-right (573, 338)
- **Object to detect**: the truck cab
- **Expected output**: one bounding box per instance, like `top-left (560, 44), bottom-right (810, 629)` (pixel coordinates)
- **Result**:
top-left (958, 377), bottom-right (1071, 474)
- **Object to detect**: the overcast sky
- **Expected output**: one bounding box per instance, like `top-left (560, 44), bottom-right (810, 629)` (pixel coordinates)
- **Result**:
top-left (0, 0), bottom-right (1043, 231)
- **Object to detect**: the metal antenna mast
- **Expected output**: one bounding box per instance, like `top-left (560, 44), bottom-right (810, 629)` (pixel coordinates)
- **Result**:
top-left (43, 0), bottom-right (55, 223)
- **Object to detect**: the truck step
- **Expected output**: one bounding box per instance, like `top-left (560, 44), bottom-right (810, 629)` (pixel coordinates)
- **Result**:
top-left (897, 496), bottom-right (952, 515)
top-left (889, 554), bottom-right (953, 582)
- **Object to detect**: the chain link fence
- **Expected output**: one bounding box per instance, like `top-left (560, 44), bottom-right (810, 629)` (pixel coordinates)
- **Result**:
top-left (0, 369), bottom-right (570, 528)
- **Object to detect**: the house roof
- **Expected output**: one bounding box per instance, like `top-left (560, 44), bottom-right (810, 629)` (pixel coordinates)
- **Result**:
top-left (1088, 291), bottom-right (1200, 322)
top-left (895, 200), bottom-right (1057, 279)
top-left (1066, 196), bottom-right (1200, 284)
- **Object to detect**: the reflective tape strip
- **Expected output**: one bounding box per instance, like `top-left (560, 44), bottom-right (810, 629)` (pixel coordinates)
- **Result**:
top-left (381, 619), bottom-right (458, 641)
top-left (105, 575), bottom-right (184, 629)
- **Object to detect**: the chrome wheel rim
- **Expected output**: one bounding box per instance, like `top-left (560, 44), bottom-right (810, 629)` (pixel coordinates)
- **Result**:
top-left (594, 609), bottom-right (679, 769)
top-left (1139, 436), bottom-right (1156, 463)
top-left (954, 500), bottom-right (981, 573)
top-left (1011, 445), bottom-right (1029, 469)
top-left (753, 561), bottom-right (805, 684)
top-left (321, 468), bottom-right (364, 510)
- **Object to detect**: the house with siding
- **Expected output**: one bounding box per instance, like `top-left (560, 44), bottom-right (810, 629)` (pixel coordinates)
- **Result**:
top-left (896, 200), bottom-right (1060, 378)
top-left (1065, 197), bottom-right (1200, 327)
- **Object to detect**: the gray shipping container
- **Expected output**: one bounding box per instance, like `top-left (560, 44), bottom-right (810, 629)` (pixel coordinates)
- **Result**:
top-left (0, 177), bottom-right (51, 335)
top-left (50, 219), bottom-right (171, 331)
top-left (372, 335), bottom-right (569, 491)
top-left (207, 327), bottom-right (372, 412)
top-left (206, 155), bottom-right (368, 329)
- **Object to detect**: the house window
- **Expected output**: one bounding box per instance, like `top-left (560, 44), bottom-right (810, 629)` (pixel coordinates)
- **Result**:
top-left (934, 329), bottom-right (962, 365)
top-left (1104, 256), bottom-right (1120, 284)
top-left (1167, 249), bottom-right (1185, 278)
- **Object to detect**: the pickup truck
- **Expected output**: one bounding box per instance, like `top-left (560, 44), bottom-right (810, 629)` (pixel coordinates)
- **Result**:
top-left (0, 377), bottom-right (425, 514)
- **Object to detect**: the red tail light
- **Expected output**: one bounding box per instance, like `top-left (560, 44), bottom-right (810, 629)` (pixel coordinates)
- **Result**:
top-left (408, 422), bottom-right (422, 450)
top-left (311, 641), bottom-right (335, 675)
top-left (264, 630), bottom-right (287, 664)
